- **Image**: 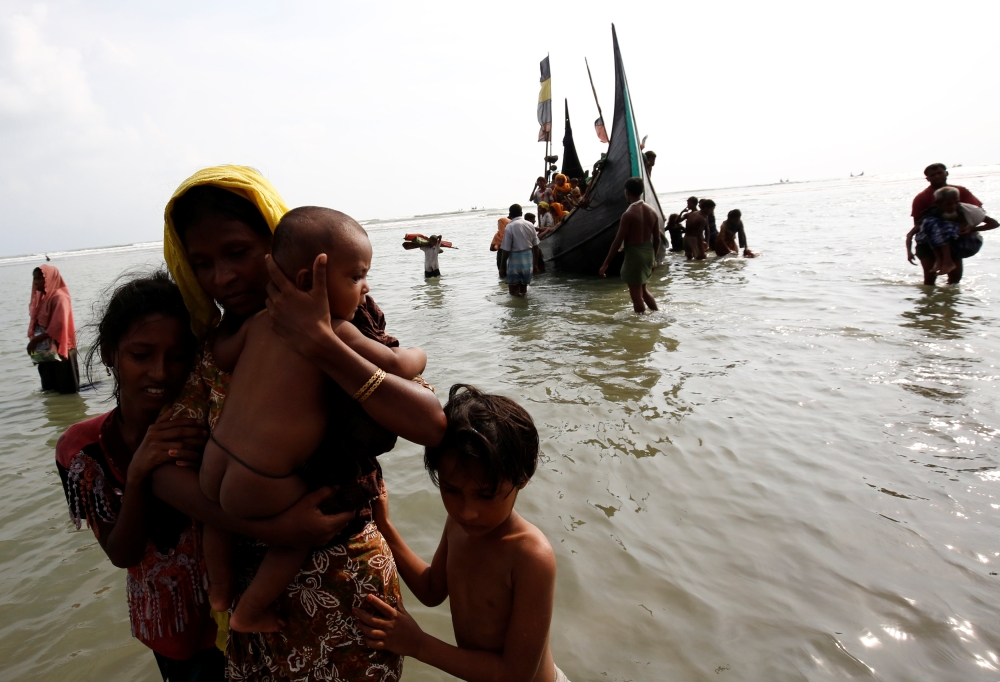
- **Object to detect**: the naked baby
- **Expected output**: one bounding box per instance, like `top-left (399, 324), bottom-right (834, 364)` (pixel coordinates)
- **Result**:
top-left (199, 206), bottom-right (427, 632)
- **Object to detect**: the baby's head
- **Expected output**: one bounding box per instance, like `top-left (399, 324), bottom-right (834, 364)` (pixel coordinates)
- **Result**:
top-left (425, 384), bottom-right (539, 536)
top-left (272, 206), bottom-right (372, 321)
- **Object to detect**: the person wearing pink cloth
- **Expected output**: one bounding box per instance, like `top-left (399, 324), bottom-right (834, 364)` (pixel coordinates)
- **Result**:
top-left (27, 264), bottom-right (79, 393)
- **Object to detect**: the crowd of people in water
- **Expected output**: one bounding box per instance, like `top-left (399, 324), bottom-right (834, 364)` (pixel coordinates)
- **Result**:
top-left (19, 161), bottom-right (998, 682)
top-left (488, 156), bottom-right (758, 310)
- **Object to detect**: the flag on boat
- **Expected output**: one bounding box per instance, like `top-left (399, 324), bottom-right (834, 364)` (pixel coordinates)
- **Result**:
top-left (537, 56), bottom-right (552, 142)
top-left (585, 57), bottom-right (609, 143)
top-left (594, 116), bottom-right (609, 143)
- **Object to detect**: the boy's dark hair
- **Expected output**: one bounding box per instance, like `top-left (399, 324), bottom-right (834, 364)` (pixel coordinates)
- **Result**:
top-left (924, 163), bottom-right (946, 175)
top-left (624, 177), bottom-right (644, 196)
top-left (425, 384), bottom-right (539, 496)
top-left (728, 209), bottom-right (742, 221)
top-left (524, 212), bottom-right (536, 223)
top-left (171, 185), bottom-right (271, 243)
top-left (85, 271), bottom-right (195, 403)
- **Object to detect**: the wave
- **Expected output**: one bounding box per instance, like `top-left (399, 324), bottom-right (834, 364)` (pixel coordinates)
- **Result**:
top-left (0, 241), bottom-right (163, 268)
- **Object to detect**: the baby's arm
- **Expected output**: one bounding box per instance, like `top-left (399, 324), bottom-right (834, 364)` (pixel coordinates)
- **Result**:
top-left (335, 322), bottom-right (427, 379)
top-left (356, 532), bottom-right (556, 682)
top-left (212, 314), bottom-right (253, 372)
top-left (372, 481), bottom-right (448, 606)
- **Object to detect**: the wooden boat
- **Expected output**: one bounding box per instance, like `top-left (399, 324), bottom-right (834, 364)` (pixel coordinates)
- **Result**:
top-left (539, 25), bottom-right (664, 275)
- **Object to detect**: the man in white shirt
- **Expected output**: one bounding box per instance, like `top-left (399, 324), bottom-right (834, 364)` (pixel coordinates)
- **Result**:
top-left (421, 235), bottom-right (443, 278)
top-left (499, 204), bottom-right (540, 297)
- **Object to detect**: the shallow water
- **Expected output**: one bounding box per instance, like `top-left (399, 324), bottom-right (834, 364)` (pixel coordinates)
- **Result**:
top-left (2, 167), bottom-right (999, 681)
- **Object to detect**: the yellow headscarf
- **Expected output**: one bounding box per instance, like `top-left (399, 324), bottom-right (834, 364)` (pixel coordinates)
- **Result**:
top-left (163, 165), bottom-right (289, 338)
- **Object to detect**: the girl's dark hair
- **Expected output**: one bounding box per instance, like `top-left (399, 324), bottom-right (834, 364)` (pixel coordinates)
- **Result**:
top-left (170, 185), bottom-right (271, 243)
top-left (85, 271), bottom-right (195, 402)
top-left (425, 384), bottom-right (539, 496)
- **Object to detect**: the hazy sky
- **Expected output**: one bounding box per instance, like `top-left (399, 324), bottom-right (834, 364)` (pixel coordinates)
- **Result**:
top-left (2, 0), bottom-right (998, 256)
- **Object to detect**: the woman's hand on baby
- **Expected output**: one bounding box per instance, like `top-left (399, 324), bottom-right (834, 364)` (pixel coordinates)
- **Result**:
top-left (274, 487), bottom-right (353, 548)
top-left (130, 414), bottom-right (207, 481)
top-left (372, 480), bottom-right (389, 529)
top-left (354, 595), bottom-right (424, 657)
top-left (265, 254), bottom-right (332, 360)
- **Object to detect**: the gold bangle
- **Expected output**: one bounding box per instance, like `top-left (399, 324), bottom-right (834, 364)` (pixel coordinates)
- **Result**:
top-left (353, 368), bottom-right (386, 404)
top-left (352, 368), bottom-right (383, 401)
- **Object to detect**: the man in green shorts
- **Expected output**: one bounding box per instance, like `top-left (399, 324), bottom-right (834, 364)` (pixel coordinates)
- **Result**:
top-left (599, 177), bottom-right (662, 313)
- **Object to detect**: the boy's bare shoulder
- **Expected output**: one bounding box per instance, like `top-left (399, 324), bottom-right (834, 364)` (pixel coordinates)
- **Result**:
top-left (507, 513), bottom-right (556, 573)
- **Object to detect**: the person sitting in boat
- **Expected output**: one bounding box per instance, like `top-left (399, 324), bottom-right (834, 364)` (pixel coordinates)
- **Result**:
top-left (530, 177), bottom-right (552, 205)
top-left (536, 202), bottom-right (556, 238)
top-left (552, 174), bottom-right (573, 204)
top-left (549, 201), bottom-right (566, 225)
top-left (568, 179), bottom-right (583, 207)
top-left (643, 150), bottom-right (656, 176)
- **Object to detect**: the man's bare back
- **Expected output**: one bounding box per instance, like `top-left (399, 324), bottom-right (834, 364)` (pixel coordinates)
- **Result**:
top-left (620, 200), bottom-right (660, 245)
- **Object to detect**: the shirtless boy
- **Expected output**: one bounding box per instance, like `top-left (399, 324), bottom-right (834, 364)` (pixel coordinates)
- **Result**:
top-left (684, 199), bottom-right (714, 261)
top-left (354, 384), bottom-right (567, 682)
top-left (600, 177), bottom-right (662, 313)
top-left (200, 206), bottom-right (427, 632)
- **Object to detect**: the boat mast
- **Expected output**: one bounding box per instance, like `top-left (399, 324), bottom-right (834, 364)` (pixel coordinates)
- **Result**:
top-left (585, 57), bottom-right (604, 126)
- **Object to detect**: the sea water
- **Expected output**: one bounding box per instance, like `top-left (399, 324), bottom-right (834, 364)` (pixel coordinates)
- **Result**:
top-left (1, 167), bottom-right (999, 681)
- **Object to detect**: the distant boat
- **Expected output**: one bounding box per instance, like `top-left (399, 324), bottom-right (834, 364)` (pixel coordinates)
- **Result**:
top-left (538, 25), bottom-right (664, 275)
top-left (850, 171), bottom-right (864, 178)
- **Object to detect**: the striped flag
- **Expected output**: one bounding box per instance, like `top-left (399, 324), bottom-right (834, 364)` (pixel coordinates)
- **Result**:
top-left (537, 56), bottom-right (552, 142)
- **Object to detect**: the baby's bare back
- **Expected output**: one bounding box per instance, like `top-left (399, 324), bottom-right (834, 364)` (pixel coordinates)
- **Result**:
top-left (215, 314), bottom-right (326, 469)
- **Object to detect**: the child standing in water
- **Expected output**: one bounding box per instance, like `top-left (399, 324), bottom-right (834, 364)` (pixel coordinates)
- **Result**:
top-left (355, 385), bottom-right (568, 682)
top-left (200, 206), bottom-right (428, 632)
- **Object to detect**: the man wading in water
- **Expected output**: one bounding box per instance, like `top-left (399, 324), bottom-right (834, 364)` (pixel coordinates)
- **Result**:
top-left (600, 177), bottom-right (661, 313)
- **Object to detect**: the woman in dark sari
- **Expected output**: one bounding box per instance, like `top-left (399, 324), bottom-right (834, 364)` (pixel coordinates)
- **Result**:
top-left (154, 165), bottom-right (445, 680)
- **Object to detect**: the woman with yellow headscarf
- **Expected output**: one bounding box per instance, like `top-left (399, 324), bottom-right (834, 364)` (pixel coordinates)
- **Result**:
top-left (154, 166), bottom-right (446, 681)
